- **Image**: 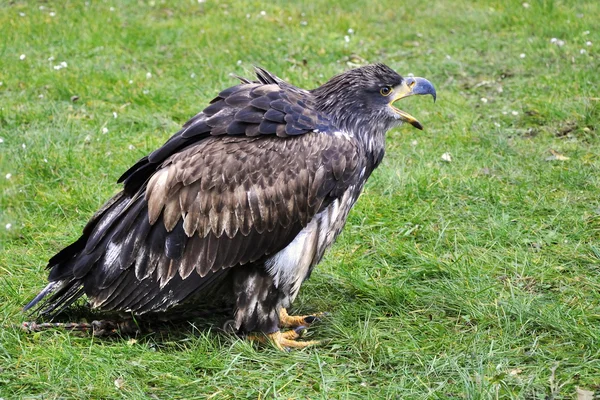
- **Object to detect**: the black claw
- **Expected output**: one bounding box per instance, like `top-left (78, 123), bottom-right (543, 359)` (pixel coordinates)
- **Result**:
top-left (294, 325), bottom-right (307, 335)
top-left (304, 316), bottom-right (318, 324)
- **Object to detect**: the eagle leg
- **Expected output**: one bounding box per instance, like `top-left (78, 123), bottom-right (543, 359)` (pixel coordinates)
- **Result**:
top-left (278, 308), bottom-right (325, 328)
top-left (248, 328), bottom-right (320, 351)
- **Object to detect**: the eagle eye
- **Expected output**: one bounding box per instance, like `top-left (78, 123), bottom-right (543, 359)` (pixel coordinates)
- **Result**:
top-left (380, 86), bottom-right (392, 96)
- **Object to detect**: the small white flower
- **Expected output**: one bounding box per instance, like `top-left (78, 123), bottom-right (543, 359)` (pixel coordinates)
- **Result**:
top-left (43, 158), bottom-right (48, 163)
top-left (344, 35), bottom-right (350, 43)
top-left (6, 173), bottom-right (12, 179)
top-left (84, 135), bottom-right (92, 143)
top-left (109, 7), bottom-right (115, 11)
top-left (48, 56), bottom-right (55, 61)
top-left (38, 94), bottom-right (44, 99)
top-left (246, 13), bottom-right (250, 18)
top-left (494, 122), bottom-right (501, 127)
top-left (53, 65), bottom-right (62, 70)
top-left (5, 223), bottom-right (11, 230)
top-left (519, 53), bottom-right (526, 58)
top-left (580, 49), bottom-right (586, 54)
top-left (550, 38), bottom-right (557, 43)
top-left (511, 111), bottom-right (519, 116)
top-left (113, 112), bottom-right (118, 119)
top-left (502, 111), bottom-right (508, 115)
top-left (481, 97), bottom-right (488, 103)
top-left (128, 80), bottom-right (133, 84)
top-left (19, 54), bottom-right (26, 60)
top-left (39, 5), bottom-right (46, 10)
top-left (586, 41), bottom-right (592, 46)
top-left (0, 82), bottom-right (2, 86)
top-left (260, 10), bottom-right (266, 16)
top-left (497, 86), bottom-right (503, 93)
top-left (102, 127), bottom-right (109, 134)
top-left (583, 30), bottom-right (590, 36)
top-left (60, 61), bottom-right (67, 67)
top-left (300, 20), bottom-right (307, 26)
top-left (22, 143), bottom-right (26, 149)
top-left (128, 144), bottom-right (135, 150)
top-left (441, 152), bottom-right (452, 162)
top-left (522, 2), bottom-right (530, 8)
top-left (288, 16), bottom-right (292, 21)
top-left (347, 28), bottom-right (354, 34)
top-left (446, 55), bottom-right (451, 60)
top-left (0, 138), bottom-right (3, 143)
top-left (146, 72), bottom-right (152, 79)
top-left (143, 90), bottom-right (149, 94)
top-left (114, 378), bottom-right (125, 390)
top-left (49, 11), bottom-right (56, 17)
top-left (190, 73), bottom-right (196, 78)
top-left (19, 12), bottom-right (26, 17)
top-left (198, 0), bottom-right (206, 3)
top-left (410, 140), bottom-right (418, 146)
top-left (237, 60), bottom-right (242, 65)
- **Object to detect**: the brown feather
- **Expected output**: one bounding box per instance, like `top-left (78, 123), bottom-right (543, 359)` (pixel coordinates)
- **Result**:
top-left (162, 196), bottom-right (182, 232)
top-left (146, 170), bottom-right (169, 225)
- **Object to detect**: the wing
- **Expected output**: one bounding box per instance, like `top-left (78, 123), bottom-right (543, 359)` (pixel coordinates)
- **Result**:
top-left (37, 133), bottom-right (361, 315)
top-left (119, 67), bottom-right (330, 195)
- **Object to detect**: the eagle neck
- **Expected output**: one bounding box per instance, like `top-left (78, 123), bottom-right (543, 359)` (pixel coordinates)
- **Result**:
top-left (362, 126), bottom-right (386, 170)
top-left (347, 123), bottom-right (387, 173)
top-left (310, 88), bottom-right (388, 171)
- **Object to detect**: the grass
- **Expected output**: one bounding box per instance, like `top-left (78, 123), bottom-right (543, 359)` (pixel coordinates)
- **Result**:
top-left (1, 0), bottom-right (599, 398)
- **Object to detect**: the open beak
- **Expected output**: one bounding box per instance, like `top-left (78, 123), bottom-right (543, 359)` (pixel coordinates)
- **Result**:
top-left (390, 77), bottom-right (436, 130)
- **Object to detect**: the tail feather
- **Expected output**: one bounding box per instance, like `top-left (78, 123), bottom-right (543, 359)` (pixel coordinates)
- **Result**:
top-left (41, 284), bottom-right (86, 318)
top-left (25, 191), bottom-right (133, 319)
top-left (23, 279), bottom-right (85, 319)
top-left (23, 281), bottom-right (59, 312)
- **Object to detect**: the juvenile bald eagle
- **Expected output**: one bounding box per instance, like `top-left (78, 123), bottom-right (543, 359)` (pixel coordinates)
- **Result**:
top-left (25, 64), bottom-right (436, 349)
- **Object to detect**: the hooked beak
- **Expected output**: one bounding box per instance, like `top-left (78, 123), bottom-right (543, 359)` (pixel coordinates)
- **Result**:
top-left (390, 77), bottom-right (436, 130)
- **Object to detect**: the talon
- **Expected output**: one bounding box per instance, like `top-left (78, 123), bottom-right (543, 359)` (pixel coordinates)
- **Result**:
top-left (268, 331), bottom-right (320, 350)
top-left (247, 330), bottom-right (320, 351)
top-left (279, 308), bottom-right (326, 328)
top-left (293, 325), bottom-right (307, 335)
top-left (282, 328), bottom-right (303, 340)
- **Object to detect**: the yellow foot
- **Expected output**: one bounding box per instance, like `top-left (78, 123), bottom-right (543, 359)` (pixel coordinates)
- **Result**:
top-left (279, 308), bottom-right (326, 328)
top-left (248, 328), bottom-right (320, 351)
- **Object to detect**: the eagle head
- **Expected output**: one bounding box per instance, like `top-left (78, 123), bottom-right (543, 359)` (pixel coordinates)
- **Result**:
top-left (312, 63), bottom-right (436, 132)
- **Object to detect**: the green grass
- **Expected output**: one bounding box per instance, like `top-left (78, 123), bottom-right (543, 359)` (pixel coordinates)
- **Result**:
top-left (1, 0), bottom-right (599, 398)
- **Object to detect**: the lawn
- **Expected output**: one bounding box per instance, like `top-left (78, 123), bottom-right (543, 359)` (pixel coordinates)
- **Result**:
top-left (1, 0), bottom-right (599, 398)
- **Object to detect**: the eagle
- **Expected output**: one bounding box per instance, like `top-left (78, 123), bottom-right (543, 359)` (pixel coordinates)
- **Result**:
top-left (25, 64), bottom-right (436, 349)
